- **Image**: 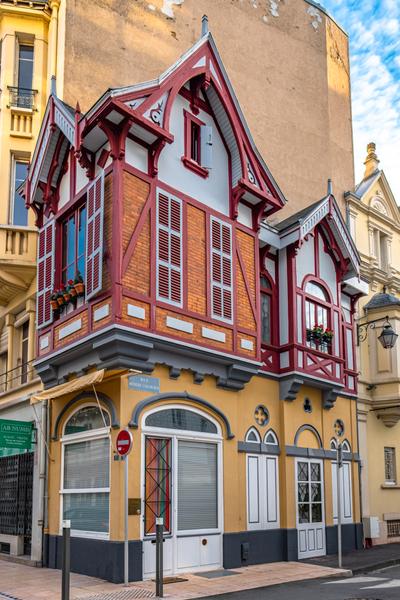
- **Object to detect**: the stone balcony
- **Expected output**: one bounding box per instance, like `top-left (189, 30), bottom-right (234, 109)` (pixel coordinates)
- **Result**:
top-left (0, 225), bottom-right (37, 305)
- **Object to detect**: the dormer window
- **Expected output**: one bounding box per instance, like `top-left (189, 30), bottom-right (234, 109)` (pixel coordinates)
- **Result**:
top-left (182, 110), bottom-right (212, 178)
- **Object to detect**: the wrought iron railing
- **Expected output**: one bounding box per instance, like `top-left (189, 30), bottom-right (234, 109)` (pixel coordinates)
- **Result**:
top-left (0, 359), bottom-right (37, 393)
top-left (7, 86), bottom-right (37, 110)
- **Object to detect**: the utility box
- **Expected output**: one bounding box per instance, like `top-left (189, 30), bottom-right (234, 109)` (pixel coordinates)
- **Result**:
top-left (363, 516), bottom-right (380, 538)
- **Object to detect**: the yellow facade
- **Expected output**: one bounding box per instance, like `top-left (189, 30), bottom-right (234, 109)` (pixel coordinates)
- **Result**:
top-left (346, 143), bottom-right (400, 544)
top-left (45, 367), bottom-right (360, 557)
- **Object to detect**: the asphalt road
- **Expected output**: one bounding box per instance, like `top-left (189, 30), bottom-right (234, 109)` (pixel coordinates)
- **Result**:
top-left (205, 565), bottom-right (400, 600)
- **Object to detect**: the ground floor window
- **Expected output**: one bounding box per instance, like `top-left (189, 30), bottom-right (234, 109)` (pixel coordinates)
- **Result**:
top-left (61, 406), bottom-right (110, 537)
top-left (246, 454), bottom-right (279, 530)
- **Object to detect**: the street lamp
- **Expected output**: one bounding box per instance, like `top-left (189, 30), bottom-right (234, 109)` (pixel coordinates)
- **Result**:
top-left (357, 316), bottom-right (398, 349)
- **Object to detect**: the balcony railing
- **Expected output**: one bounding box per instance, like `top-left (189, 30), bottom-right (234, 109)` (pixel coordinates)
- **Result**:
top-left (0, 359), bottom-right (37, 394)
top-left (7, 86), bottom-right (37, 111)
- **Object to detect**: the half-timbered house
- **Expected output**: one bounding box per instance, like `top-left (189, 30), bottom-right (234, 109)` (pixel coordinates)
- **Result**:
top-left (27, 26), bottom-right (365, 582)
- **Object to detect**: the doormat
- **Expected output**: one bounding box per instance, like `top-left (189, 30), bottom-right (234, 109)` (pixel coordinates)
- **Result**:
top-left (151, 576), bottom-right (188, 584)
top-left (81, 589), bottom-right (156, 600)
top-left (195, 569), bottom-right (240, 579)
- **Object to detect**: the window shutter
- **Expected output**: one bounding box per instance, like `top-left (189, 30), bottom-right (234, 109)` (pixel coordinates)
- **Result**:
top-left (210, 217), bottom-right (232, 322)
top-left (37, 219), bottom-right (55, 329)
top-left (156, 192), bottom-right (182, 306)
top-left (200, 125), bottom-right (213, 169)
top-left (85, 173), bottom-right (104, 301)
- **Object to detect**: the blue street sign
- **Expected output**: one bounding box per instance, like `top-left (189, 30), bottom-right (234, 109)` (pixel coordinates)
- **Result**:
top-left (128, 375), bottom-right (160, 393)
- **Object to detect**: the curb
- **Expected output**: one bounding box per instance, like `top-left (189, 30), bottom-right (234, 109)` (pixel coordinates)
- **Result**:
top-left (353, 557), bottom-right (400, 575)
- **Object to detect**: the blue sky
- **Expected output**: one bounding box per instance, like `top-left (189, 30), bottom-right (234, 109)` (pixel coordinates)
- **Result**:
top-left (322, 0), bottom-right (400, 199)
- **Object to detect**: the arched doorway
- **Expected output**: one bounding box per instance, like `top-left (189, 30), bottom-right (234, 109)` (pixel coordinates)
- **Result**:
top-left (141, 404), bottom-right (223, 578)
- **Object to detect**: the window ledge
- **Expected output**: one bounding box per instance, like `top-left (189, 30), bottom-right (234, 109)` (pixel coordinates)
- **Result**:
top-left (381, 483), bottom-right (400, 489)
top-left (181, 156), bottom-right (209, 179)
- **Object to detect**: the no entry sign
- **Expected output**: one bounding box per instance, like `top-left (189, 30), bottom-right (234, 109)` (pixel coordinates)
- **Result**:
top-left (116, 430), bottom-right (133, 456)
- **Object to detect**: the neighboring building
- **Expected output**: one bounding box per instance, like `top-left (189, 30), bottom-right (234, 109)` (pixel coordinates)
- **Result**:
top-left (52, 0), bottom-right (354, 217)
top-left (27, 29), bottom-right (364, 583)
top-left (346, 144), bottom-right (400, 545)
top-left (0, 0), bottom-right (60, 562)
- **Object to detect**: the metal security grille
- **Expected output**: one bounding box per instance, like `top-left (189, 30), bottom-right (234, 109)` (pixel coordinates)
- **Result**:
top-left (0, 453), bottom-right (33, 555)
top-left (83, 589), bottom-right (155, 600)
top-left (387, 519), bottom-right (400, 538)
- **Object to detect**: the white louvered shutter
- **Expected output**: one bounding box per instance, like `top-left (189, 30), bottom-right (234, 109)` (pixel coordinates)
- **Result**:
top-left (85, 173), bottom-right (104, 301)
top-left (210, 217), bottom-right (233, 322)
top-left (37, 219), bottom-right (55, 329)
top-left (157, 192), bottom-right (182, 306)
top-left (201, 125), bottom-right (213, 169)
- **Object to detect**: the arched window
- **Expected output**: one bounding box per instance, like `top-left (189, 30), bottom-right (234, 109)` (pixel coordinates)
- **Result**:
top-left (245, 427), bottom-right (261, 443)
top-left (330, 438), bottom-right (337, 450)
top-left (260, 274), bottom-right (273, 345)
top-left (264, 430), bottom-right (278, 445)
top-left (61, 405), bottom-right (111, 537)
top-left (304, 280), bottom-right (332, 354)
top-left (144, 407), bottom-right (218, 435)
top-left (342, 440), bottom-right (351, 453)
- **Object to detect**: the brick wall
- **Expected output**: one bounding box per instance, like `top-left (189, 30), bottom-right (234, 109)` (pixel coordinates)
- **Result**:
top-left (187, 204), bottom-right (206, 315)
top-left (236, 229), bottom-right (256, 331)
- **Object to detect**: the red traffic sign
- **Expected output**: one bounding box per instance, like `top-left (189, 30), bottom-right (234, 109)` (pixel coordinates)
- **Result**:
top-left (116, 430), bottom-right (133, 456)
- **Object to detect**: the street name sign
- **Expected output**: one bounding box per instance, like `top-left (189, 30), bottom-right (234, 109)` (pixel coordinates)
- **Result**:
top-left (128, 375), bottom-right (160, 393)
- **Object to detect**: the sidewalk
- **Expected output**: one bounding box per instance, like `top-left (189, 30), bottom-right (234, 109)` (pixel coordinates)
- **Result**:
top-left (304, 542), bottom-right (400, 574)
top-left (0, 559), bottom-right (349, 600)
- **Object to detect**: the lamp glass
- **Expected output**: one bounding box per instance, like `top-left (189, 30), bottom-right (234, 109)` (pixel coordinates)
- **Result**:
top-left (378, 324), bottom-right (398, 350)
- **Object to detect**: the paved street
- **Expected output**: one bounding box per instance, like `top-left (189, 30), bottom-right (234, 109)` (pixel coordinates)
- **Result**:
top-left (205, 565), bottom-right (400, 600)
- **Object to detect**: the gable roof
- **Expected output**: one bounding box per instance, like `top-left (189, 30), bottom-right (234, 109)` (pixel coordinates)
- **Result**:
top-left (277, 194), bottom-right (360, 279)
top-left (352, 168), bottom-right (400, 224)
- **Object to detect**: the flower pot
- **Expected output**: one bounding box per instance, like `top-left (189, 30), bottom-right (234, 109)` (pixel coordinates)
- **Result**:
top-left (69, 287), bottom-right (77, 297)
top-left (63, 293), bottom-right (71, 302)
top-left (50, 300), bottom-right (59, 310)
top-left (57, 297), bottom-right (64, 306)
top-left (75, 282), bottom-right (84, 296)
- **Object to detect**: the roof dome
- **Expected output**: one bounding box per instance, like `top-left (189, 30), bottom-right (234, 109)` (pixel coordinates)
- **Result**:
top-left (364, 292), bottom-right (400, 311)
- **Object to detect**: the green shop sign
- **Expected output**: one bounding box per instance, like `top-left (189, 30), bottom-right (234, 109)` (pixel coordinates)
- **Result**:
top-left (0, 419), bottom-right (33, 451)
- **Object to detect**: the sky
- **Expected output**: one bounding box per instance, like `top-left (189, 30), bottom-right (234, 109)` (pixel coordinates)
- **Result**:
top-left (322, 0), bottom-right (400, 200)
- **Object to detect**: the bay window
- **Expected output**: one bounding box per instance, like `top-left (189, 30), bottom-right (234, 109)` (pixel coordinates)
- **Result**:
top-left (61, 204), bottom-right (86, 285)
top-left (61, 406), bottom-right (110, 537)
top-left (304, 281), bottom-right (332, 353)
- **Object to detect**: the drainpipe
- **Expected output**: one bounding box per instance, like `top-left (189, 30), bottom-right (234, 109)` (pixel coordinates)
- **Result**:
top-left (31, 399), bottom-right (47, 563)
top-left (47, 0), bottom-right (60, 97)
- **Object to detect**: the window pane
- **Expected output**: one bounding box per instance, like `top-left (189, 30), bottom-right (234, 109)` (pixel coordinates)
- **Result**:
top-left (78, 205), bottom-right (87, 274)
top-left (67, 214), bottom-right (76, 266)
top-left (298, 503), bottom-right (309, 524)
top-left (65, 406), bottom-right (110, 435)
top-left (178, 441), bottom-right (217, 530)
top-left (64, 438), bottom-right (110, 489)
top-left (12, 162), bottom-right (28, 226)
top-left (18, 45), bottom-right (34, 89)
top-left (145, 409), bottom-right (217, 434)
top-left (261, 293), bottom-right (271, 344)
top-left (298, 462), bottom-right (308, 481)
top-left (305, 282), bottom-right (328, 301)
top-left (63, 492), bottom-right (109, 533)
top-left (385, 447), bottom-right (396, 483)
top-left (311, 503), bottom-right (322, 523)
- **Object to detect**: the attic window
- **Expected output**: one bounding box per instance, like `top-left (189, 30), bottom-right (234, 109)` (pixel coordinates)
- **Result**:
top-left (182, 110), bottom-right (212, 178)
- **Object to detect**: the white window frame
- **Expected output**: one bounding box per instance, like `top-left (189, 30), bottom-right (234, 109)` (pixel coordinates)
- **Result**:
top-left (9, 155), bottom-right (29, 226)
top-left (264, 430), bottom-right (279, 445)
top-left (384, 447), bottom-right (397, 485)
top-left (246, 453), bottom-right (280, 531)
top-left (245, 427), bottom-right (261, 443)
top-left (156, 189), bottom-right (183, 308)
top-left (140, 404), bottom-right (223, 541)
top-left (59, 404), bottom-right (111, 540)
top-left (210, 216), bottom-right (233, 324)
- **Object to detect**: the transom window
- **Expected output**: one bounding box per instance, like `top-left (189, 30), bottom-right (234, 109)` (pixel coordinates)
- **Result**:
top-left (61, 204), bottom-right (86, 285)
top-left (245, 427), bottom-right (261, 443)
top-left (145, 408), bottom-right (218, 434)
top-left (264, 430), bottom-right (278, 445)
top-left (62, 405), bottom-right (110, 537)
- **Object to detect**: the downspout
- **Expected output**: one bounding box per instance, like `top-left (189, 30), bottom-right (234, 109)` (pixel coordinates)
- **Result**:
top-left (47, 1), bottom-right (60, 97)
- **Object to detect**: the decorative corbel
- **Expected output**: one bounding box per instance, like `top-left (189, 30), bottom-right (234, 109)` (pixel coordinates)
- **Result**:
top-left (149, 138), bottom-right (166, 177)
top-left (99, 116), bottom-right (133, 161)
top-left (231, 185), bottom-right (245, 220)
top-left (259, 244), bottom-right (271, 271)
top-left (253, 201), bottom-right (267, 231)
top-left (75, 146), bottom-right (95, 180)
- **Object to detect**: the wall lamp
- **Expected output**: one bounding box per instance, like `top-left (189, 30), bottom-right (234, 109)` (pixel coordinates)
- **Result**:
top-left (357, 315), bottom-right (398, 349)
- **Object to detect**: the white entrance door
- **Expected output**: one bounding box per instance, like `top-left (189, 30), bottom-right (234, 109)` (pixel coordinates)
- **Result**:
top-left (141, 409), bottom-right (223, 579)
top-left (296, 459), bottom-right (326, 559)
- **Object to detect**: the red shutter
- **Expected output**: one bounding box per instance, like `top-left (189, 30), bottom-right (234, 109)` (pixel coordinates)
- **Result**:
top-left (37, 219), bottom-right (55, 329)
top-left (85, 173), bottom-right (104, 300)
top-left (211, 218), bottom-right (232, 322)
top-left (157, 192), bottom-right (182, 305)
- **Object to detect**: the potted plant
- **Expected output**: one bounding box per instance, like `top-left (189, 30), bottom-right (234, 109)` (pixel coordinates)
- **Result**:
top-left (311, 323), bottom-right (324, 343)
top-left (50, 291), bottom-right (59, 311)
top-left (68, 278), bottom-right (77, 298)
top-left (74, 271), bottom-right (85, 296)
top-left (62, 283), bottom-right (71, 304)
top-left (56, 289), bottom-right (65, 307)
top-left (322, 328), bottom-right (334, 344)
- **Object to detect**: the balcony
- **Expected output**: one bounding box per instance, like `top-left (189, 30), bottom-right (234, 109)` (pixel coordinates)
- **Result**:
top-left (8, 86), bottom-right (37, 111)
top-left (0, 225), bottom-right (37, 305)
top-left (0, 359), bottom-right (37, 395)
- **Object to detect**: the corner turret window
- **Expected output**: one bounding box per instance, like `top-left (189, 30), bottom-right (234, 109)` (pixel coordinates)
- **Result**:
top-left (61, 405), bottom-right (110, 537)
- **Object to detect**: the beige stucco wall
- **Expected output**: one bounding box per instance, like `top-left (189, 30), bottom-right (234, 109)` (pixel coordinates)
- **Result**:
top-left (59, 0), bottom-right (354, 218)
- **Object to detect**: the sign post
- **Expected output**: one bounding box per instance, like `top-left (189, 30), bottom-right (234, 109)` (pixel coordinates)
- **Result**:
top-left (116, 429), bottom-right (133, 585)
top-left (336, 441), bottom-right (343, 569)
